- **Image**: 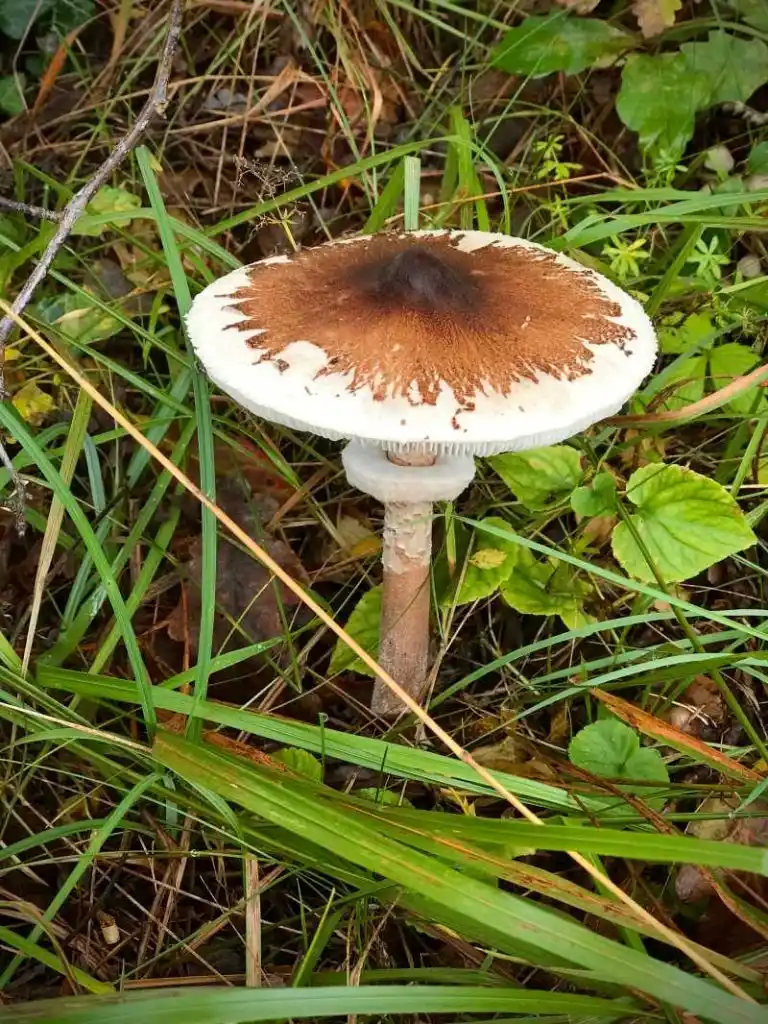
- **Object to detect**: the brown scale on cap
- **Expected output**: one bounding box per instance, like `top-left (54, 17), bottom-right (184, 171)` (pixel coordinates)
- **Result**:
top-left (226, 234), bottom-right (635, 409)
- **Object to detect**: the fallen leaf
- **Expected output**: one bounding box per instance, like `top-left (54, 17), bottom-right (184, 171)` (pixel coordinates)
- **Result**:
top-left (667, 676), bottom-right (725, 738)
top-left (318, 513), bottom-right (380, 584)
top-left (12, 382), bottom-right (55, 424)
top-left (631, 0), bottom-right (683, 37)
top-left (470, 736), bottom-right (530, 773)
top-left (677, 795), bottom-right (768, 913)
top-left (582, 514), bottom-right (617, 548)
top-left (170, 481), bottom-right (310, 655)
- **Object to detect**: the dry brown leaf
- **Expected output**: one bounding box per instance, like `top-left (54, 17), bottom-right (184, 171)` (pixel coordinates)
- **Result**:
top-left (169, 481), bottom-right (309, 655)
top-left (470, 736), bottom-right (530, 773)
top-left (631, 0), bottom-right (683, 38)
top-left (667, 676), bottom-right (726, 738)
top-left (677, 795), bottom-right (768, 924)
top-left (583, 514), bottom-right (617, 549)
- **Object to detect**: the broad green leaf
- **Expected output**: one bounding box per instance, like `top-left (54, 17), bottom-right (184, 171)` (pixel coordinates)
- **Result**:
top-left (273, 748), bottom-right (323, 782)
top-left (616, 53), bottom-right (710, 162)
top-left (488, 445), bottom-right (583, 510)
top-left (709, 342), bottom-right (764, 414)
top-left (491, 14), bottom-right (632, 78)
top-left (49, 0), bottom-right (93, 36)
top-left (449, 516), bottom-right (519, 605)
top-left (681, 31), bottom-right (768, 106)
top-left (747, 141), bottom-right (768, 175)
top-left (612, 464), bottom-right (756, 582)
top-left (500, 548), bottom-right (593, 629)
top-left (329, 586), bottom-right (380, 678)
top-left (569, 719), bottom-right (669, 785)
top-left (0, 0), bottom-right (50, 38)
top-left (0, 74), bottom-right (24, 116)
top-left (659, 312), bottom-right (716, 355)
top-left (570, 472), bottom-right (618, 518)
top-left (731, 0), bottom-right (768, 29)
top-left (72, 186), bottom-right (142, 237)
top-left (35, 293), bottom-right (123, 346)
top-left (655, 354), bottom-right (707, 411)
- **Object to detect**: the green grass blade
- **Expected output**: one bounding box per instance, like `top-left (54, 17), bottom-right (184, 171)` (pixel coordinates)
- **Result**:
top-left (0, 772), bottom-right (159, 990)
top-left (0, 984), bottom-right (644, 1023)
top-left (154, 731), bottom-right (765, 1023)
top-left (36, 671), bottom-right (600, 811)
top-left (137, 146), bottom-right (217, 745)
top-left (0, 405), bottom-right (154, 730)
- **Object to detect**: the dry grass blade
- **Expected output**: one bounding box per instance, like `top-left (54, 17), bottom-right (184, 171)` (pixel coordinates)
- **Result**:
top-left (1, 301), bottom-right (754, 1002)
top-left (608, 361), bottom-right (768, 425)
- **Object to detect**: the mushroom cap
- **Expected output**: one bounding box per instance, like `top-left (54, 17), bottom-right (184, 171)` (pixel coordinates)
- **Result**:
top-left (186, 230), bottom-right (657, 455)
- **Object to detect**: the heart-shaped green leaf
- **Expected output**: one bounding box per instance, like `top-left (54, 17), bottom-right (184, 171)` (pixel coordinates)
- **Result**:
top-left (612, 464), bottom-right (756, 582)
top-left (488, 445), bottom-right (583, 510)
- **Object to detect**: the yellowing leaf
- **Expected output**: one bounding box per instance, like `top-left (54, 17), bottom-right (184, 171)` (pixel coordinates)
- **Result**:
top-left (12, 382), bottom-right (55, 424)
top-left (447, 516), bottom-right (520, 606)
top-left (632, 0), bottom-right (682, 38)
top-left (469, 547), bottom-right (508, 571)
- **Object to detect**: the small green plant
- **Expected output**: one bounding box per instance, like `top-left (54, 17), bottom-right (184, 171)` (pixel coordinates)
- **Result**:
top-left (602, 235), bottom-right (651, 282)
top-left (531, 135), bottom-right (582, 182)
top-left (492, 13), bottom-right (768, 169)
top-left (569, 718), bottom-right (669, 790)
top-left (687, 236), bottom-right (731, 288)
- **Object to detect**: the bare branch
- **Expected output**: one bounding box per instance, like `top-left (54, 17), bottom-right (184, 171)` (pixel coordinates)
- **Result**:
top-left (0, 0), bottom-right (184, 392)
top-left (0, 197), bottom-right (62, 222)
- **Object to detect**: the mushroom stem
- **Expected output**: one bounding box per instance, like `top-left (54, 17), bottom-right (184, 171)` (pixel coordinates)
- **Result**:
top-left (371, 452), bottom-right (436, 717)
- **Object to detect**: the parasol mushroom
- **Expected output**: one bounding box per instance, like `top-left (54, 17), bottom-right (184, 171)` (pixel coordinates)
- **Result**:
top-left (186, 230), bottom-right (657, 716)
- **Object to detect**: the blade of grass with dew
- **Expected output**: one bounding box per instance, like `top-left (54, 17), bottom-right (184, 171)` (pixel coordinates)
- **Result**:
top-left (0, 771), bottom-right (159, 990)
top-left (0, 984), bottom-right (645, 1023)
top-left (0, 404), bottom-right (155, 730)
top-left (137, 146), bottom-right (217, 746)
top-left (153, 730), bottom-right (763, 1022)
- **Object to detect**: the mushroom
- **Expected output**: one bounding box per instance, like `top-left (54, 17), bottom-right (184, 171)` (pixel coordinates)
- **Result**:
top-left (186, 230), bottom-right (657, 716)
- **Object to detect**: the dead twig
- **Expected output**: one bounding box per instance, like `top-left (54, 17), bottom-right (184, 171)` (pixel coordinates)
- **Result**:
top-left (0, 197), bottom-right (62, 221)
top-left (0, 0), bottom-right (184, 391)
